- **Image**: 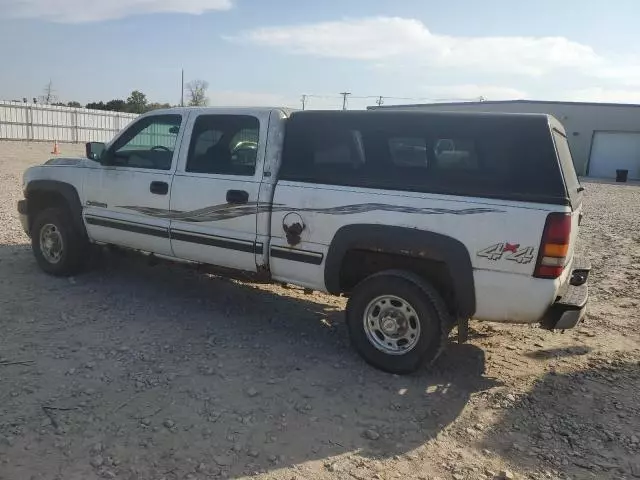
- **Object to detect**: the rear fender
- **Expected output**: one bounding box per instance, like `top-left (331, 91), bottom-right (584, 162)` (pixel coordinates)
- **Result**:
top-left (324, 224), bottom-right (476, 318)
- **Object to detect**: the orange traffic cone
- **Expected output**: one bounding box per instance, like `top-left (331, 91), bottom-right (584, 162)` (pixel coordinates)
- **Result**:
top-left (51, 140), bottom-right (61, 155)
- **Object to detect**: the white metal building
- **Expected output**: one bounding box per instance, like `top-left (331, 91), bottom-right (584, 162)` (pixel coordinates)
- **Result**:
top-left (371, 100), bottom-right (640, 181)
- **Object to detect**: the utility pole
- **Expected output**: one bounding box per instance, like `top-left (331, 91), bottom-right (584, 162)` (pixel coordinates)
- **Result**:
top-left (301, 94), bottom-right (307, 110)
top-left (181, 69), bottom-right (185, 107)
top-left (41, 80), bottom-right (57, 105)
top-left (376, 95), bottom-right (384, 106)
top-left (340, 92), bottom-right (351, 110)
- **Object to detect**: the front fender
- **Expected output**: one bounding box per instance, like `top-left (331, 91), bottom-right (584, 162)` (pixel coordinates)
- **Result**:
top-left (25, 180), bottom-right (85, 234)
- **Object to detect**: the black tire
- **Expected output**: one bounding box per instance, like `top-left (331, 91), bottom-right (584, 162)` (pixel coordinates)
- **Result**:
top-left (346, 270), bottom-right (451, 374)
top-left (31, 207), bottom-right (89, 276)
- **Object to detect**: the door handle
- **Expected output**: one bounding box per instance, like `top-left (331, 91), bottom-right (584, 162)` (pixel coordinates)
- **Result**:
top-left (150, 181), bottom-right (169, 195)
top-left (226, 189), bottom-right (249, 204)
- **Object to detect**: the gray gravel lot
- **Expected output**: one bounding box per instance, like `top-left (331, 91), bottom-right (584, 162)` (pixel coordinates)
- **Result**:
top-left (1, 140), bottom-right (639, 480)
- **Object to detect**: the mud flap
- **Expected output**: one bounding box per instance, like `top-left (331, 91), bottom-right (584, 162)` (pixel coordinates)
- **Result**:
top-left (458, 318), bottom-right (469, 344)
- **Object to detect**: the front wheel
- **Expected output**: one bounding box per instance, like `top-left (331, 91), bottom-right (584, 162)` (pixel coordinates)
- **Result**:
top-left (346, 271), bottom-right (451, 374)
top-left (31, 207), bottom-right (88, 276)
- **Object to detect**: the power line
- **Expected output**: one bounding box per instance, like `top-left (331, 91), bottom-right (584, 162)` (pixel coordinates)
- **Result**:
top-left (349, 94), bottom-right (483, 103)
top-left (304, 94), bottom-right (343, 100)
top-left (306, 93), bottom-right (483, 101)
top-left (294, 92), bottom-right (486, 109)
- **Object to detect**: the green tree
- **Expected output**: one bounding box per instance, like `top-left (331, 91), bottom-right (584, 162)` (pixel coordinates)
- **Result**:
top-left (145, 102), bottom-right (172, 112)
top-left (126, 90), bottom-right (148, 114)
top-left (105, 99), bottom-right (127, 112)
top-left (86, 101), bottom-right (107, 111)
top-left (67, 101), bottom-right (82, 108)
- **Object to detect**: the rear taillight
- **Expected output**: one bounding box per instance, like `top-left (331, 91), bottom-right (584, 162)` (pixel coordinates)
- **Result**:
top-left (534, 213), bottom-right (571, 279)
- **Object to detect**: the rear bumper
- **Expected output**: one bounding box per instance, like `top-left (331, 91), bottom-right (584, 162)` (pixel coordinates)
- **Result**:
top-left (17, 200), bottom-right (29, 236)
top-left (540, 257), bottom-right (591, 330)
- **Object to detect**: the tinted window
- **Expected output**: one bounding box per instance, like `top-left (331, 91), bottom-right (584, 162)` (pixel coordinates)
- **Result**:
top-left (193, 130), bottom-right (222, 156)
top-left (433, 138), bottom-right (478, 170)
top-left (388, 137), bottom-right (479, 170)
top-left (281, 126), bottom-right (365, 184)
top-left (553, 129), bottom-right (582, 206)
top-left (280, 112), bottom-right (567, 203)
top-left (108, 114), bottom-right (182, 170)
top-left (186, 115), bottom-right (259, 176)
top-left (389, 137), bottom-right (427, 167)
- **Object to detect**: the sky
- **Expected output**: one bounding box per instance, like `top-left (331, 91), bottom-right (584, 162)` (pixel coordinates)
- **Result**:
top-left (1, 0), bottom-right (640, 110)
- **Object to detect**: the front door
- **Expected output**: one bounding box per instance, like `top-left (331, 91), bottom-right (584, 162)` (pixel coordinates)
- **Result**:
top-left (83, 113), bottom-right (187, 256)
top-left (169, 111), bottom-right (268, 272)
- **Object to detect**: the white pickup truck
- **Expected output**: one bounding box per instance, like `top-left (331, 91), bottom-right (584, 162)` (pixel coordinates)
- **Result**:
top-left (18, 108), bottom-right (590, 373)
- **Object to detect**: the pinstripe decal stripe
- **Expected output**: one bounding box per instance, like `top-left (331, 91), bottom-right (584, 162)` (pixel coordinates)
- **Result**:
top-left (118, 202), bottom-right (503, 223)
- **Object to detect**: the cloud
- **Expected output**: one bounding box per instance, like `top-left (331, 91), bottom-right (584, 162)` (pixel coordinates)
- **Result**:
top-left (207, 90), bottom-right (298, 108)
top-left (595, 64), bottom-right (640, 87)
top-left (231, 17), bottom-right (603, 77)
top-left (562, 87), bottom-right (640, 104)
top-left (1, 0), bottom-right (233, 23)
top-left (233, 17), bottom-right (640, 98)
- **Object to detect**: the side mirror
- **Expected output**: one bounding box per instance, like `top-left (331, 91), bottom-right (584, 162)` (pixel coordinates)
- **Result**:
top-left (86, 142), bottom-right (106, 161)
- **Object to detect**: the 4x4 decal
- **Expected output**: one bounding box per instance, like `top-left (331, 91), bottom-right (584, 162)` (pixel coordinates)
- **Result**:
top-left (477, 243), bottom-right (536, 264)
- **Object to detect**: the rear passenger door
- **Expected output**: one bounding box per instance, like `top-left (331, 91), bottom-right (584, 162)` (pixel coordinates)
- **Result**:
top-left (169, 112), bottom-right (268, 272)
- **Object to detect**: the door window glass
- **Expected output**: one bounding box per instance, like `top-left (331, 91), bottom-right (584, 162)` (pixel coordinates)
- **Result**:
top-left (109, 114), bottom-right (182, 170)
top-left (186, 115), bottom-right (260, 176)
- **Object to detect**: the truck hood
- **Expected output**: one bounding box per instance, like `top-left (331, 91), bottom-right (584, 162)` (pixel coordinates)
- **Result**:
top-left (44, 157), bottom-right (88, 167)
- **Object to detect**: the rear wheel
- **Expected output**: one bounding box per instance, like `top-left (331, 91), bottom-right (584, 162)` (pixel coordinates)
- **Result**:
top-left (346, 271), bottom-right (451, 374)
top-left (31, 207), bottom-right (88, 276)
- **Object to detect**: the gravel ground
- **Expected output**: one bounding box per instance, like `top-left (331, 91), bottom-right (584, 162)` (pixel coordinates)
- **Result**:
top-left (1, 140), bottom-right (639, 480)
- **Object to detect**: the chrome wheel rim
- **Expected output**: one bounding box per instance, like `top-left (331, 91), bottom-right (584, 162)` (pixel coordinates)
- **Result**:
top-left (363, 295), bottom-right (421, 355)
top-left (39, 223), bottom-right (64, 264)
